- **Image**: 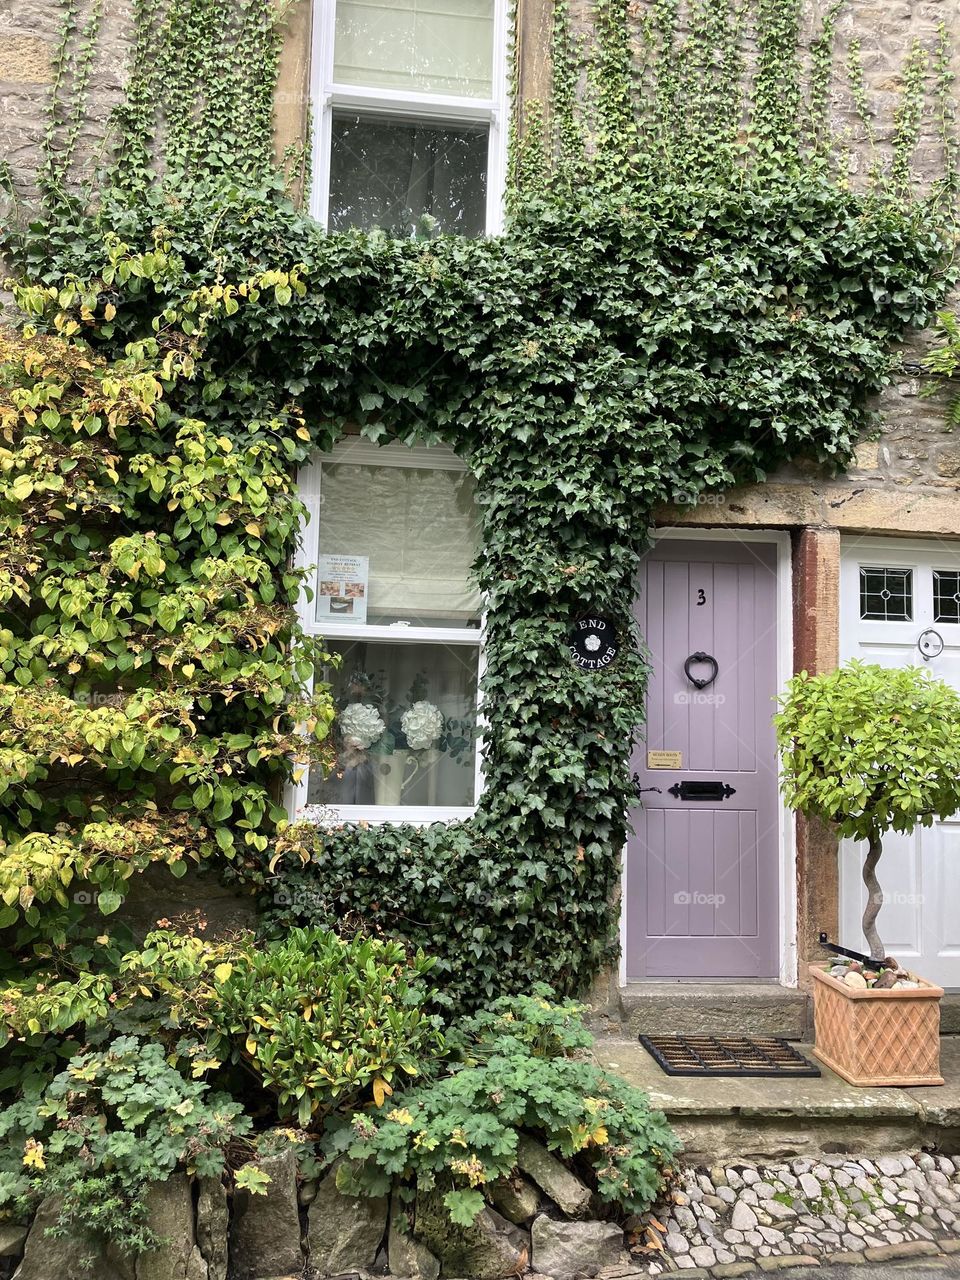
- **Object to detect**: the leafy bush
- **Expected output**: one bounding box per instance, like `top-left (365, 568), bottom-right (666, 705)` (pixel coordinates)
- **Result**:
top-left (0, 1036), bottom-right (248, 1253)
top-left (776, 661), bottom-right (960, 958)
top-left (260, 819), bottom-right (621, 1015)
top-left (209, 927), bottom-right (444, 1124)
top-left (1, 926), bottom-right (445, 1129)
top-left (324, 989), bottom-right (678, 1226)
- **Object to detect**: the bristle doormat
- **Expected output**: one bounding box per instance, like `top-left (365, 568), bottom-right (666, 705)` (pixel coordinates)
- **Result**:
top-left (639, 1033), bottom-right (822, 1077)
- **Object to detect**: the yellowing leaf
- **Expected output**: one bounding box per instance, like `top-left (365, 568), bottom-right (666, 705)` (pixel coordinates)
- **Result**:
top-left (372, 1076), bottom-right (393, 1107)
top-left (214, 962), bottom-right (233, 984)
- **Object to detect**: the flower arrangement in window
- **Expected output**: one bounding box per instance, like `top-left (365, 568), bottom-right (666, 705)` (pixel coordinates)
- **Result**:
top-left (333, 671), bottom-right (470, 759)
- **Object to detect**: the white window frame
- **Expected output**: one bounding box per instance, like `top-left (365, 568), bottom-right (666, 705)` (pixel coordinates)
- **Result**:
top-left (309, 0), bottom-right (510, 234)
top-left (288, 438), bottom-right (485, 825)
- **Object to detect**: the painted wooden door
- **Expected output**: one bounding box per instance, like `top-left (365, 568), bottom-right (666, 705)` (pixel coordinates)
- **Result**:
top-left (839, 538), bottom-right (960, 990)
top-left (625, 538), bottom-right (781, 980)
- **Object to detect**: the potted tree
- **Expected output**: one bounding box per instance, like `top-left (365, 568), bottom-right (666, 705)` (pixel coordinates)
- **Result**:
top-left (775, 660), bottom-right (960, 1087)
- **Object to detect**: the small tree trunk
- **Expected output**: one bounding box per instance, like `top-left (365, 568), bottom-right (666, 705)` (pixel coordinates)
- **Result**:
top-left (862, 829), bottom-right (884, 963)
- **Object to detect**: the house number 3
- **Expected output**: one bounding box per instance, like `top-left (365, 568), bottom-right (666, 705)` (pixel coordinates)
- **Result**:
top-left (696, 588), bottom-right (706, 606)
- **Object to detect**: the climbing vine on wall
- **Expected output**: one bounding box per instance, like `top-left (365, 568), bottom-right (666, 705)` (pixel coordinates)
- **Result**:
top-left (0, 0), bottom-right (956, 1010)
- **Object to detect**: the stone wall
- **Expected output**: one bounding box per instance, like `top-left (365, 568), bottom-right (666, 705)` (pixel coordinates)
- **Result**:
top-left (4, 1139), bottom-right (623, 1280)
top-left (0, 0), bottom-right (132, 197)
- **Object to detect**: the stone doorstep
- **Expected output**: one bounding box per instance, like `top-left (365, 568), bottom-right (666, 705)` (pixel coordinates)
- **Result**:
top-left (617, 984), bottom-right (811, 1041)
top-left (616, 986), bottom-right (960, 1041)
top-left (593, 1035), bottom-right (960, 1161)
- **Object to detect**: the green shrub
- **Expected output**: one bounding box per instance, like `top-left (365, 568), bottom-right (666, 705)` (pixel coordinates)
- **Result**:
top-left (0, 926), bottom-right (445, 1129)
top-left (324, 989), bottom-right (678, 1226)
top-left (776, 661), bottom-right (960, 958)
top-left (0, 1036), bottom-right (248, 1253)
top-left (209, 927), bottom-right (445, 1125)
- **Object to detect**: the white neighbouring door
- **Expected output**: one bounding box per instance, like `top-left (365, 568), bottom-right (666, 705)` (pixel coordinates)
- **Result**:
top-left (839, 537), bottom-right (960, 989)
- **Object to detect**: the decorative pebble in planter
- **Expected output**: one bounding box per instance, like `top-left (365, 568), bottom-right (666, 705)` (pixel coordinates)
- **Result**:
top-left (810, 963), bottom-right (944, 1087)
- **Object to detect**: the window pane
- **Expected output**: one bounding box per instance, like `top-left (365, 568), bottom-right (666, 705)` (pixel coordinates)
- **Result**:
top-left (316, 454), bottom-right (481, 627)
top-left (934, 570), bottom-right (960, 623)
top-left (859, 566), bottom-right (913, 621)
top-left (308, 639), bottom-right (479, 808)
top-left (329, 112), bottom-right (488, 237)
top-left (334, 0), bottom-right (495, 98)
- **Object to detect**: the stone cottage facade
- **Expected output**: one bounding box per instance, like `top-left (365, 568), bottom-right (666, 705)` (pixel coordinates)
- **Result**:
top-left (2, 0), bottom-right (959, 1032)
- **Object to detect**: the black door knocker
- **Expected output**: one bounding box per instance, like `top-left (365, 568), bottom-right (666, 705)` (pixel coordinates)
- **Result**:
top-left (683, 651), bottom-right (719, 690)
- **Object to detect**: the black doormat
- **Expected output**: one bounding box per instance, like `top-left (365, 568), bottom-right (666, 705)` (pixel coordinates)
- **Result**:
top-left (639, 1033), bottom-right (821, 1077)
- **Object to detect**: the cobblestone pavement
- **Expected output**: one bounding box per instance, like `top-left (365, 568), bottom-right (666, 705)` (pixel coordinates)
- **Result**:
top-left (600, 1152), bottom-right (960, 1277)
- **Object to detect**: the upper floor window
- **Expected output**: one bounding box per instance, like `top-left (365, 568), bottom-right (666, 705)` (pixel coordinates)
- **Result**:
top-left (311, 0), bottom-right (508, 236)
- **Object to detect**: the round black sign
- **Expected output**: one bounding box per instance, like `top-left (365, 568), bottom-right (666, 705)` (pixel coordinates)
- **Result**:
top-left (569, 617), bottom-right (618, 670)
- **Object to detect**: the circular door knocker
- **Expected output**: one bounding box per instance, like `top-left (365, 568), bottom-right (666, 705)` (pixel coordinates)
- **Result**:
top-left (918, 629), bottom-right (944, 662)
top-left (684, 651), bottom-right (719, 690)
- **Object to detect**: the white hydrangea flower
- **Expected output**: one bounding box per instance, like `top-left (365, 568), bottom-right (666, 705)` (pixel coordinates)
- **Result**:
top-left (401, 700), bottom-right (444, 751)
top-left (339, 702), bottom-right (385, 750)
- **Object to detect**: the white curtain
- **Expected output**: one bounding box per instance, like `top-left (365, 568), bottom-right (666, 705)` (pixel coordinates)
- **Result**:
top-left (317, 462), bottom-right (481, 624)
top-left (334, 0), bottom-right (495, 98)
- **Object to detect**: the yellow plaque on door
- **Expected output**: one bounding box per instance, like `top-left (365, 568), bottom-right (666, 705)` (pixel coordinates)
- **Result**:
top-left (647, 750), bottom-right (682, 769)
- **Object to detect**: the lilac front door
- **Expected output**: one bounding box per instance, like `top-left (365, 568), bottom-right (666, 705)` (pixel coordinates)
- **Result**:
top-left (626, 539), bottom-right (780, 980)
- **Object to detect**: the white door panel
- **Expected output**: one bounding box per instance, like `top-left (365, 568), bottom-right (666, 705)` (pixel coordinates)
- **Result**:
top-left (839, 538), bottom-right (960, 989)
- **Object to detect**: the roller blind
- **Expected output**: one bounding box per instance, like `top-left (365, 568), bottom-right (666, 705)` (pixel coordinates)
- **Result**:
top-left (317, 461), bottom-right (481, 625)
top-left (333, 0), bottom-right (495, 97)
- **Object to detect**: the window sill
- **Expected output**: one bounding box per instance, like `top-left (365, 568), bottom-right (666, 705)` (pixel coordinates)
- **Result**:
top-left (299, 805), bottom-right (477, 827)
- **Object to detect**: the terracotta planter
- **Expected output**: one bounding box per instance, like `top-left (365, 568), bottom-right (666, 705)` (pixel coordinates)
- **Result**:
top-left (809, 964), bottom-right (944, 1087)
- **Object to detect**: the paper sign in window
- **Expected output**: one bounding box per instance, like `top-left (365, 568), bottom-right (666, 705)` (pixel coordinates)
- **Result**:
top-left (316, 554), bottom-right (369, 624)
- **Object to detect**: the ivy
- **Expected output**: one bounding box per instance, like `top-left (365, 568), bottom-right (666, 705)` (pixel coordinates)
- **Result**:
top-left (0, 0), bottom-right (956, 1012)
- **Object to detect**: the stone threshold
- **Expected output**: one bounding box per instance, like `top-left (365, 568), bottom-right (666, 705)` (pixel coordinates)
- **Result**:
top-left (617, 984), bottom-right (811, 1040)
top-left (593, 1037), bottom-right (960, 1162)
top-left (613, 985), bottom-right (960, 1043)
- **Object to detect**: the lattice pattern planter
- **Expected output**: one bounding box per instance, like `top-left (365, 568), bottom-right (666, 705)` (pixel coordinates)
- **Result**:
top-left (809, 965), bottom-right (944, 1087)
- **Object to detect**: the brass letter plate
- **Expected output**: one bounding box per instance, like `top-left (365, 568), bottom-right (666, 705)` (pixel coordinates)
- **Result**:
top-left (647, 750), bottom-right (682, 769)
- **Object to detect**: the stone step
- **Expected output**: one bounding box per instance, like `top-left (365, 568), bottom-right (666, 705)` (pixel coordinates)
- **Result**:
top-left (618, 982), bottom-right (811, 1040)
top-left (593, 1035), bottom-right (960, 1163)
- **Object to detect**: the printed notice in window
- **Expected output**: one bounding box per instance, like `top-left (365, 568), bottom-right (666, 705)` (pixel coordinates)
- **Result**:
top-left (316, 554), bottom-right (369, 624)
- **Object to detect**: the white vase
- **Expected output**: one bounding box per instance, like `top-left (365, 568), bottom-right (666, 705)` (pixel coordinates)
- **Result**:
top-left (373, 750), bottom-right (419, 806)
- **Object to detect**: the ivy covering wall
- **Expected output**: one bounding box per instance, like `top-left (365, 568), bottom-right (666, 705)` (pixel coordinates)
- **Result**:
top-left (0, 0), bottom-right (956, 1011)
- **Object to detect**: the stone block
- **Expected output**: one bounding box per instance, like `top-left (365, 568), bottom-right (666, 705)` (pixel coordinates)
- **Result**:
top-left (387, 1194), bottom-right (439, 1280)
top-left (530, 1216), bottom-right (621, 1279)
top-left (229, 1151), bottom-right (303, 1280)
top-left (196, 1177), bottom-right (229, 1280)
top-left (136, 1174), bottom-right (202, 1280)
top-left (306, 1162), bottom-right (388, 1275)
top-left (0, 1226), bottom-right (28, 1259)
top-left (0, 37), bottom-right (51, 84)
top-left (489, 1174), bottom-right (540, 1225)
top-left (515, 1134), bottom-right (591, 1218)
top-left (413, 1189), bottom-right (528, 1280)
top-left (13, 1198), bottom-right (135, 1280)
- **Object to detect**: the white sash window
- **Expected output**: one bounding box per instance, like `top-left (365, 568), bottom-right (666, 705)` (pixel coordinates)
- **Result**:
top-left (291, 440), bottom-right (484, 823)
top-left (311, 0), bottom-right (508, 236)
